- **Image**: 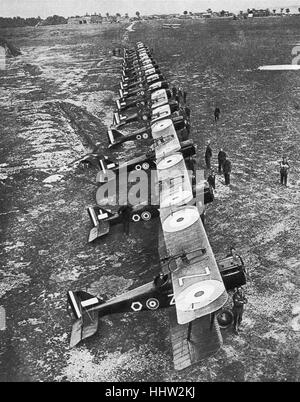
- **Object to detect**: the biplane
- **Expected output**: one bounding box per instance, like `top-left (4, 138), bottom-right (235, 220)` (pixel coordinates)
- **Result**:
top-left (107, 114), bottom-right (189, 147)
top-left (67, 42), bottom-right (246, 371)
top-left (117, 85), bottom-right (171, 111)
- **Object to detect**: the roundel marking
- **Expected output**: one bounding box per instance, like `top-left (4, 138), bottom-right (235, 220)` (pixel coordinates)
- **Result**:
top-left (131, 301), bottom-right (143, 311)
top-left (146, 298), bottom-right (159, 310)
top-left (132, 213), bottom-right (141, 222)
top-left (141, 211), bottom-right (151, 221)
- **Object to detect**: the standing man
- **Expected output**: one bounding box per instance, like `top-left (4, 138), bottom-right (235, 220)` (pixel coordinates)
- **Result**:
top-left (279, 156), bottom-right (290, 186)
top-left (118, 205), bottom-right (133, 235)
top-left (178, 87), bottom-right (183, 103)
top-left (207, 168), bottom-right (216, 190)
top-left (214, 107), bottom-right (221, 122)
top-left (226, 246), bottom-right (244, 266)
top-left (205, 141), bottom-right (212, 170)
top-left (184, 105), bottom-right (191, 121)
top-left (218, 148), bottom-right (227, 174)
top-left (232, 287), bottom-right (248, 334)
top-left (223, 157), bottom-right (232, 185)
top-left (183, 90), bottom-right (188, 104)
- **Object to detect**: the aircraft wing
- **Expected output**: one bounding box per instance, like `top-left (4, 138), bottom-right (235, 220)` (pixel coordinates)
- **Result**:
top-left (168, 308), bottom-right (223, 371)
top-left (258, 64), bottom-right (300, 71)
top-left (151, 118), bottom-right (181, 160)
top-left (166, 209), bottom-right (228, 324)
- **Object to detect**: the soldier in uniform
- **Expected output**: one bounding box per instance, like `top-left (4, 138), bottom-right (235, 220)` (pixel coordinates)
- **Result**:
top-left (279, 156), bottom-right (290, 186)
top-left (184, 105), bottom-right (191, 121)
top-left (118, 205), bottom-right (133, 235)
top-left (223, 157), bottom-right (232, 185)
top-left (218, 148), bottom-right (227, 174)
top-left (183, 90), bottom-right (188, 104)
top-left (214, 107), bottom-right (221, 121)
top-left (207, 168), bottom-right (216, 190)
top-left (172, 86), bottom-right (177, 98)
top-left (205, 141), bottom-right (212, 169)
top-left (178, 87), bottom-right (183, 103)
top-left (232, 287), bottom-right (248, 334)
top-left (226, 246), bottom-right (247, 272)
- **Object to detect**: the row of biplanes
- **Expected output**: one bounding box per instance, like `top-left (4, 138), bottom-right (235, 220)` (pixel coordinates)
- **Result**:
top-left (67, 42), bottom-right (246, 370)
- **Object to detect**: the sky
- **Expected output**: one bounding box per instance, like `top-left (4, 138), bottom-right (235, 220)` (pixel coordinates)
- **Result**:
top-left (0, 0), bottom-right (299, 18)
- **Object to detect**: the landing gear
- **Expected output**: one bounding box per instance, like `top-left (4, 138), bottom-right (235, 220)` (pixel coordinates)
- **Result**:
top-left (216, 308), bottom-right (233, 329)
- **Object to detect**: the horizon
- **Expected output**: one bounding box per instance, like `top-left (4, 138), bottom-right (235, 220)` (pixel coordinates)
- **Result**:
top-left (0, 1), bottom-right (300, 19)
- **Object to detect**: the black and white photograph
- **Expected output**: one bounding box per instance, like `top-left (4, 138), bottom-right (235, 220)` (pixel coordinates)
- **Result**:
top-left (0, 0), bottom-right (299, 384)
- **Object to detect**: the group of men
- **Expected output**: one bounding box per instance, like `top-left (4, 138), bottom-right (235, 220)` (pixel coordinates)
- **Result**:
top-left (205, 141), bottom-right (232, 186)
top-left (172, 86), bottom-right (188, 105)
top-left (212, 107), bottom-right (291, 187)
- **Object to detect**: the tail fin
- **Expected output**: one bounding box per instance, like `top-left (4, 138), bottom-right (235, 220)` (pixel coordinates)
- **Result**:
top-left (67, 291), bottom-right (100, 347)
top-left (113, 111), bottom-right (120, 126)
top-left (107, 127), bottom-right (125, 145)
top-left (87, 206), bottom-right (113, 242)
top-left (113, 112), bottom-right (126, 127)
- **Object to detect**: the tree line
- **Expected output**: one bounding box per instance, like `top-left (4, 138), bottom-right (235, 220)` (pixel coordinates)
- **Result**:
top-left (0, 15), bottom-right (67, 28)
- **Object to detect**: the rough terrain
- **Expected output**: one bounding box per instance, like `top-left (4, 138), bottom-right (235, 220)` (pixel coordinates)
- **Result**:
top-left (0, 18), bottom-right (299, 382)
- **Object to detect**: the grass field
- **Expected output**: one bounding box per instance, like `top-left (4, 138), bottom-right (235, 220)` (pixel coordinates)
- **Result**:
top-left (0, 17), bottom-right (299, 382)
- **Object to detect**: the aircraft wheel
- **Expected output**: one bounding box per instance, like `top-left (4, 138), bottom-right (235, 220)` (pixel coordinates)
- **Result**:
top-left (142, 133), bottom-right (149, 139)
top-left (217, 308), bottom-right (233, 329)
top-left (142, 114), bottom-right (148, 121)
top-left (142, 162), bottom-right (150, 170)
top-left (141, 211), bottom-right (151, 221)
top-left (136, 134), bottom-right (142, 140)
top-left (135, 164), bottom-right (142, 170)
top-left (137, 90), bottom-right (145, 96)
top-left (131, 213), bottom-right (141, 222)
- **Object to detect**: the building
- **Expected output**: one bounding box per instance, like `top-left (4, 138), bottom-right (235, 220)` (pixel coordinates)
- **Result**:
top-left (67, 14), bottom-right (105, 24)
top-left (68, 16), bottom-right (92, 24)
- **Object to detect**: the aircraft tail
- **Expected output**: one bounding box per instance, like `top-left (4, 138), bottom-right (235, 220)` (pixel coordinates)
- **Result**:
top-left (87, 206), bottom-right (113, 242)
top-left (67, 290), bottom-right (101, 347)
top-left (113, 111), bottom-right (126, 127)
top-left (107, 127), bottom-right (125, 146)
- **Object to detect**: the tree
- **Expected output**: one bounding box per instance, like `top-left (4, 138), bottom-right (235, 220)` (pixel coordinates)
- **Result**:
top-left (42, 15), bottom-right (67, 26)
top-left (220, 10), bottom-right (225, 16)
top-left (183, 11), bottom-right (188, 15)
top-left (286, 8), bottom-right (290, 14)
top-left (136, 11), bottom-right (140, 19)
top-left (273, 9), bottom-right (276, 14)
